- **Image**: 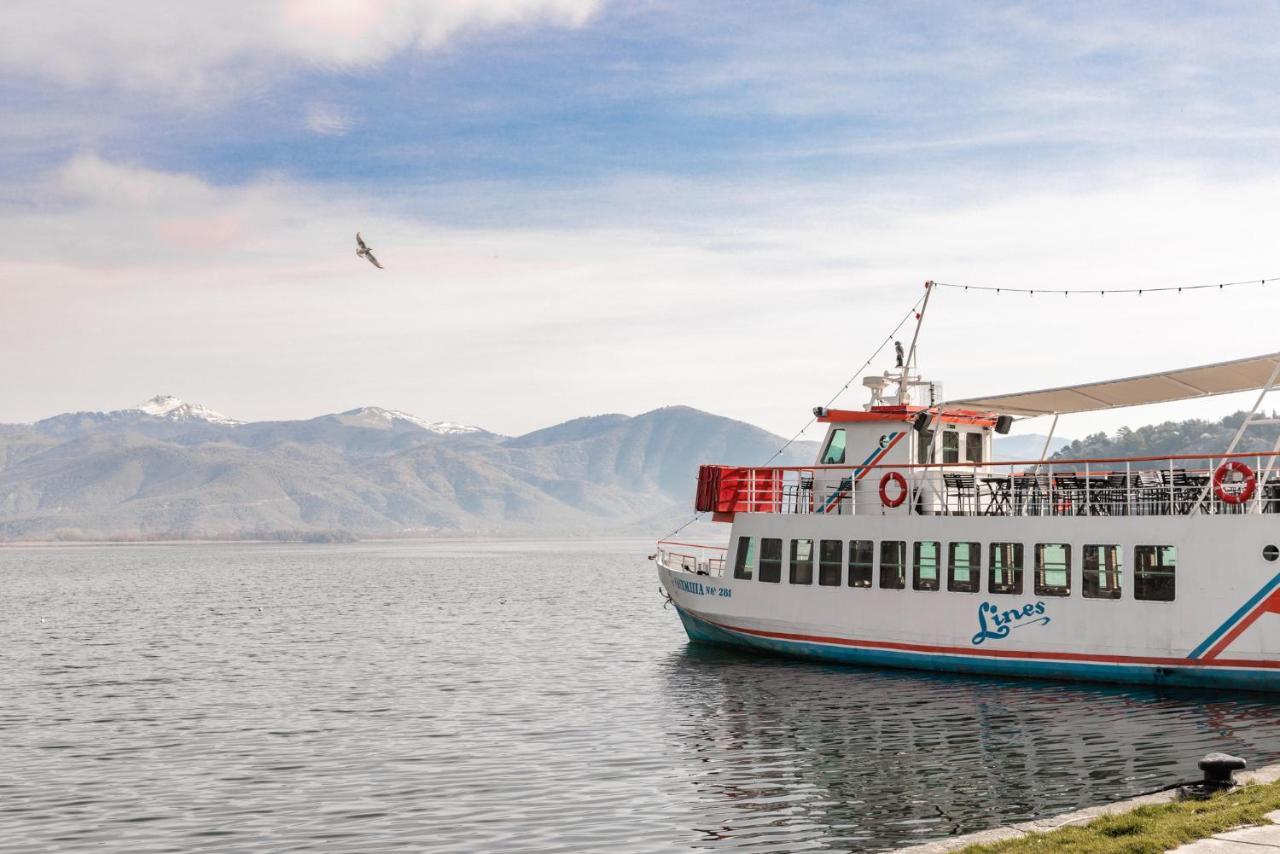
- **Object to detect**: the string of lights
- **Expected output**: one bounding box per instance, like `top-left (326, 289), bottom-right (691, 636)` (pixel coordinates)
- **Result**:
top-left (932, 276), bottom-right (1276, 297)
top-left (658, 272), bottom-right (1274, 541)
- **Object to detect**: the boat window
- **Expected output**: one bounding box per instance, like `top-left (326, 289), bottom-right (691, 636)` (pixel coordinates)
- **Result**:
top-left (1082, 544), bottom-right (1122, 599)
top-left (789, 539), bottom-right (814, 584)
top-left (948, 542), bottom-right (981, 592)
top-left (1034, 543), bottom-right (1072, 597)
top-left (989, 543), bottom-right (1024, 594)
top-left (879, 541), bottom-right (906, 589)
top-left (966, 433), bottom-right (983, 464)
top-left (942, 431), bottom-right (960, 464)
top-left (849, 540), bottom-right (873, 587)
top-left (913, 541), bottom-right (940, 591)
top-left (733, 537), bottom-right (756, 580)
top-left (759, 538), bottom-right (783, 583)
top-left (822, 429), bottom-right (847, 465)
top-left (1134, 545), bottom-right (1176, 602)
top-left (818, 540), bottom-right (842, 586)
top-left (917, 430), bottom-right (934, 464)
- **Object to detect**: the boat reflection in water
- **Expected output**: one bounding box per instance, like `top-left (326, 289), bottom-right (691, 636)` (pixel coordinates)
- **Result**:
top-left (661, 643), bottom-right (1280, 851)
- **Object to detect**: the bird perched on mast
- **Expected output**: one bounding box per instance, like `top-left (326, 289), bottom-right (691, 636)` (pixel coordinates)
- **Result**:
top-left (355, 232), bottom-right (383, 269)
top-left (894, 340), bottom-right (904, 368)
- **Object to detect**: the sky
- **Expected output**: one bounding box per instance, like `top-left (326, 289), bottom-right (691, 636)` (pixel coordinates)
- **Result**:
top-left (3, 1), bottom-right (1280, 442)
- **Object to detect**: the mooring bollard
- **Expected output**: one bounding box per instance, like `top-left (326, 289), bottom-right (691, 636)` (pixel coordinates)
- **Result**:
top-left (1198, 752), bottom-right (1247, 791)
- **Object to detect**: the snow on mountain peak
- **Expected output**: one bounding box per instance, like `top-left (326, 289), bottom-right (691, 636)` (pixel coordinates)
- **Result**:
top-left (134, 395), bottom-right (241, 425)
top-left (341, 406), bottom-right (482, 434)
top-left (425, 420), bottom-right (484, 435)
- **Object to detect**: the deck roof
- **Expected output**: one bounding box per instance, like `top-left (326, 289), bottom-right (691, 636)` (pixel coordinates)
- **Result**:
top-left (948, 352), bottom-right (1280, 417)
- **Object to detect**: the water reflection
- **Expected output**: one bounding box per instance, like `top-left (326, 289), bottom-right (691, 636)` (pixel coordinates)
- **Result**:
top-left (662, 644), bottom-right (1280, 851)
top-left (5, 542), bottom-right (1280, 853)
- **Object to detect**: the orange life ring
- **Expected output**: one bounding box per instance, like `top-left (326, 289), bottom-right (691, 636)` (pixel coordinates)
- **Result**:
top-left (1213, 460), bottom-right (1257, 505)
top-left (879, 471), bottom-right (908, 507)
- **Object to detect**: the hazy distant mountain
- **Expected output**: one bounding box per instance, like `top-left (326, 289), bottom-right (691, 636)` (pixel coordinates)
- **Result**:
top-left (0, 398), bottom-right (815, 542)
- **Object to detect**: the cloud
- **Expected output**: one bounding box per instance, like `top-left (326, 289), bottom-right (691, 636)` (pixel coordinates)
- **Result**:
top-left (4, 153), bottom-right (1280, 440)
top-left (0, 0), bottom-right (602, 97)
top-left (306, 102), bottom-right (352, 136)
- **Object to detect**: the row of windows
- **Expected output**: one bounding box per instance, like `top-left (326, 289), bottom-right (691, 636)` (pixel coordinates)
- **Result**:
top-left (821, 427), bottom-right (985, 465)
top-left (916, 429), bottom-right (984, 465)
top-left (733, 537), bottom-right (1177, 601)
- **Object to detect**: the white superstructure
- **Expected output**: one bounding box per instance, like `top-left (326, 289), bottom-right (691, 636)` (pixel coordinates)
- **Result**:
top-left (656, 284), bottom-right (1280, 690)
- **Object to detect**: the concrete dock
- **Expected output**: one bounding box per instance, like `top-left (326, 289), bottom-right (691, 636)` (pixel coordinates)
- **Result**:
top-left (902, 762), bottom-right (1280, 853)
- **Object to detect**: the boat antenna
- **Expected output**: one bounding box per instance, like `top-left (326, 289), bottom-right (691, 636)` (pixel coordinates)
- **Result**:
top-left (898, 280), bottom-right (934, 404)
top-left (659, 286), bottom-right (929, 541)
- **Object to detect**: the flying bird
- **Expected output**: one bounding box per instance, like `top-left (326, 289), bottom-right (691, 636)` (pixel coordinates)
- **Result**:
top-left (356, 232), bottom-right (383, 269)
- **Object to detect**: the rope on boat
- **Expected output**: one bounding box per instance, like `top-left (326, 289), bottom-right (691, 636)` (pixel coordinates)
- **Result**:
top-left (657, 288), bottom-right (928, 543)
top-left (932, 275), bottom-right (1278, 297)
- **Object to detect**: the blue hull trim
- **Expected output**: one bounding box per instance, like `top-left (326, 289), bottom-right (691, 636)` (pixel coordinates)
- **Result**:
top-left (675, 608), bottom-right (1280, 692)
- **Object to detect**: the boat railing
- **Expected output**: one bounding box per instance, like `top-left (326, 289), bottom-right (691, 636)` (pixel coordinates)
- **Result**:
top-left (694, 451), bottom-right (1280, 518)
top-left (655, 541), bottom-right (727, 576)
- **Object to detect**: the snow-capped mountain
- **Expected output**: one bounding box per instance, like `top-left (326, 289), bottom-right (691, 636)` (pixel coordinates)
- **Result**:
top-left (0, 404), bottom-right (814, 541)
top-left (338, 406), bottom-right (483, 435)
top-left (134, 395), bottom-right (242, 425)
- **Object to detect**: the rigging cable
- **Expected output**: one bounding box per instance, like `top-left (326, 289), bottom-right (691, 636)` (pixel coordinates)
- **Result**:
top-left (658, 289), bottom-right (929, 542)
top-left (658, 272), bottom-right (1277, 542)
top-left (932, 275), bottom-right (1276, 297)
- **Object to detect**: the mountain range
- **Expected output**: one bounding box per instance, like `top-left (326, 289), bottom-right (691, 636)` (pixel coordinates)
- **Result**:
top-left (0, 396), bottom-right (816, 542)
top-left (8, 394), bottom-right (1246, 543)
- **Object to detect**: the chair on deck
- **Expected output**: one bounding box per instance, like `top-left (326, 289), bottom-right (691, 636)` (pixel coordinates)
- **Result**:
top-left (1264, 477), bottom-right (1280, 514)
top-left (1137, 470), bottom-right (1165, 514)
top-left (1053, 474), bottom-right (1086, 515)
top-left (944, 472), bottom-right (977, 515)
top-left (1166, 468), bottom-right (1205, 514)
top-left (1100, 472), bottom-right (1132, 516)
top-left (1020, 473), bottom-right (1052, 516)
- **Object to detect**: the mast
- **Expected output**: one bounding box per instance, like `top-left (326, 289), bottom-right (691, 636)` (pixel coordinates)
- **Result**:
top-left (898, 280), bottom-right (934, 404)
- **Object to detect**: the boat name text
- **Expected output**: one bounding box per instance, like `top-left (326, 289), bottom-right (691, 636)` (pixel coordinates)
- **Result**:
top-left (674, 577), bottom-right (732, 598)
top-left (972, 601), bottom-right (1050, 645)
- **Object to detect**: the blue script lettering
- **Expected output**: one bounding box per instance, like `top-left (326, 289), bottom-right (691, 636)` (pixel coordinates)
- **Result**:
top-left (675, 577), bottom-right (706, 595)
top-left (971, 601), bottom-right (1051, 645)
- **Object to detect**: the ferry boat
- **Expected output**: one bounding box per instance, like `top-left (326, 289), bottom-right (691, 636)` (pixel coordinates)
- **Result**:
top-left (655, 283), bottom-right (1280, 690)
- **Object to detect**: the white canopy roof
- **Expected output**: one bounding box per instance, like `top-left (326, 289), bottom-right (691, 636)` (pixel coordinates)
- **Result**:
top-left (950, 352), bottom-right (1280, 417)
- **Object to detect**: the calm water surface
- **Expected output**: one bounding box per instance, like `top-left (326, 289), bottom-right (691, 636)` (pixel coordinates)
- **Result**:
top-left (4, 541), bottom-right (1280, 852)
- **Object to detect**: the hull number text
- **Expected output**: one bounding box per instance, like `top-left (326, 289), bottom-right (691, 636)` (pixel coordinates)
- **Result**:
top-left (674, 577), bottom-right (732, 598)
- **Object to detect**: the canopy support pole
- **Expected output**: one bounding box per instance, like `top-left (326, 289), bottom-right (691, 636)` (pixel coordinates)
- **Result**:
top-left (1035, 414), bottom-right (1060, 472)
top-left (1192, 357), bottom-right (1280, 515)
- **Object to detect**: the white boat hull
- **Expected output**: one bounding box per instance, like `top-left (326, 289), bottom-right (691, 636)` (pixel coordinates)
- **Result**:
top-left (659, 513), bottom-right (1280, 691)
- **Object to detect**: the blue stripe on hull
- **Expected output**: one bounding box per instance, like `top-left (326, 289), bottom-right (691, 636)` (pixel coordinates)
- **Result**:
top-left (675, 608), bottom-right (1280, 692)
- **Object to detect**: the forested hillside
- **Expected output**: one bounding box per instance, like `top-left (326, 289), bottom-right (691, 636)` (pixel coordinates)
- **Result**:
top-left (1053, 411), bottom-right (1279, 459)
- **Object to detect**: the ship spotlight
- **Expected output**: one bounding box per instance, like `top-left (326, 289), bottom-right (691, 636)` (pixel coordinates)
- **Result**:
top-left (813, 406), bottom-right (828, 418)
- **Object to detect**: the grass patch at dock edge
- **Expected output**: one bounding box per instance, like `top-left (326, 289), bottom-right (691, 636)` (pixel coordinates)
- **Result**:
top-left (959, 780), bottom-right (1280, 853)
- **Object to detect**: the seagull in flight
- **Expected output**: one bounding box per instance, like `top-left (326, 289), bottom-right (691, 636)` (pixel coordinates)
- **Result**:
top-left (356, 232), bottom-right (383, 269)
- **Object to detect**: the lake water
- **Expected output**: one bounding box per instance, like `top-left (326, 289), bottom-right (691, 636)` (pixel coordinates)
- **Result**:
top-left (5, 540), bottom-right (1280, 852)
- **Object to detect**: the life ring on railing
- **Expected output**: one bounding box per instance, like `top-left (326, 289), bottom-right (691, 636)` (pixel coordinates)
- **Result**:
top-left (879, 471), bottom-right (908, 508)
top-left (1213, 460), bottom-right (1257, 505)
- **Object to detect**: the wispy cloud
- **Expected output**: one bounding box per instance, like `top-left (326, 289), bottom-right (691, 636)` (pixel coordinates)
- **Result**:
top-left (4, 3), bottom-right (1280, 441)
top-left (306, 102), bottom-right (353, 136)
top-left (4, 153), bottom-right (1280, 439)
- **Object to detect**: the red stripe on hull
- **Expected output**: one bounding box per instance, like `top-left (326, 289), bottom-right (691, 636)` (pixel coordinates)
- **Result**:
top-left (1205, 588), bottom-right (1280, 660)
top-left (708, 617), bottom-right (1280, 671)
